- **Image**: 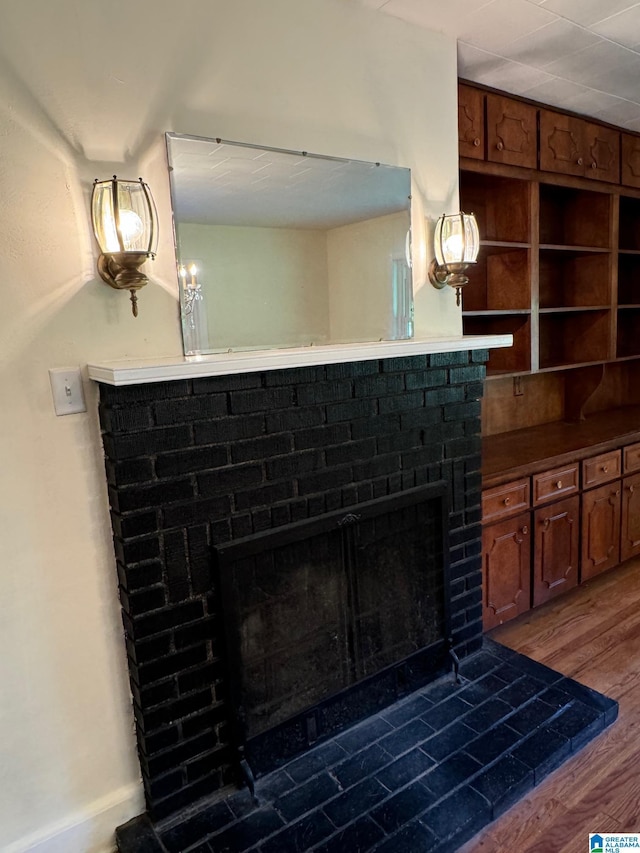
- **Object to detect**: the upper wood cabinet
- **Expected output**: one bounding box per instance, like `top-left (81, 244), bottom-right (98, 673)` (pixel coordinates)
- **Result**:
top-left (458, 84), bottom-right (485, 160)
top-left (486, 94), bottom-right (537, 169)
top-left (622, 133), bottom-right (640, 189)
top-left (539, 109), bottom-right (620, 183)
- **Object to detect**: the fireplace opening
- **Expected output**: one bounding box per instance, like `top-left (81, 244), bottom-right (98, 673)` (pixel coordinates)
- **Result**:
top-left (214, 482), bottom-right (451, 776)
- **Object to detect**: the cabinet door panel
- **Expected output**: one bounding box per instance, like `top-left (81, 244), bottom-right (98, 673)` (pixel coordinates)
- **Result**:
top-left (622, 472), bottom-right (640, 562)
top-left (584, 123), bottom-right (620, 184)
top-left (540, 110), bottom-right (584, 177)
top-left (487, 94), bottom-right (537, 168)
top-left (622, 133), bottom-right (640, 189)
top-left (459, 84), bottom-right (485, 160)
top-left (534, 496), bottom-right (579, 606)
top-left (581, 483), bottom-right (621, 581)
top-left (482, 513), bottom-right (531, 631)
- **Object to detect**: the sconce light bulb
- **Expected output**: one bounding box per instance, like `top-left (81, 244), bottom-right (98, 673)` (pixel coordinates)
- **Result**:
top-left (179, 265), bottom-right (187, 279)
top-left (118, 209), bottom-right (144, 249)
top-left (443, 233), bottom-right (464, 263)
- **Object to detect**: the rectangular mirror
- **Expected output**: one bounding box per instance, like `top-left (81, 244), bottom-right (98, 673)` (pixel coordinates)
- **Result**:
top-left (166, 133), bottom-right (413, 355)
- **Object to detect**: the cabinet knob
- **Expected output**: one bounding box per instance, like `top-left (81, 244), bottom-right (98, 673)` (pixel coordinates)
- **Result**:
top-left (496, 141), bottom-right (504, 151)
top-left (503, 496), bottom-right (511, 505)
top-left (602, 465), bottom-right (608, 473)
top-left (577, 157), bottom-right (583, 166)
top-left (591, 161), bottom-right (597, 170)
top-left (556, 480), bottom-right (563, 489)
top-left (629, 485), bottom-right (635, 494)
top-left (521, 525), bottom-right (528, 535)
top-left (473, 137), bottom-right (481, 147)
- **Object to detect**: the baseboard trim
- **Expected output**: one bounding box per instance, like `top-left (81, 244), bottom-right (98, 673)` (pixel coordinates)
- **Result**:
top-left (5, 783), bottom-right (144, 853)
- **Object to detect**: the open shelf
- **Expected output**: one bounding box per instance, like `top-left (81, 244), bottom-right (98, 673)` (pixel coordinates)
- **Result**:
top-left (539, 310), bottom-right (610, 369)
top-left (619, 196), bottom-right (640, 251)
top-left (462, 246), bottom-right (530, 312)
top-left (460, 171), bottom-right (530, 243)
top-left (539, 248), bottom-right (611, 309)
top-left (618, 255), bottom-right (640, 304)
top-left (617, 307), bottom-right (640, 358)
top-left (539, 184), bottom-right (611, 249)
top-left (463, 314), bottom-right (531, 375)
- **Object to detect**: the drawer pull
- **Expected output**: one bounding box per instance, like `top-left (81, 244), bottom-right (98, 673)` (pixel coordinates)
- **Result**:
top-left (497, 141), bottom-right (504, 151)
top-left (602, 465), bottom-right (608, 473)
top-left (577, 157), bottom-right (583, 166)
top-left (521, 525), bottom-right (528, 535)
top-left (591, 161), bottom-right (597, 170)
top-left (474, 137), bottom-right (481, 147)
top-left (556, 480), bottom-right (563, 489)
top-left (503, 497), bottom-right (511, 506)
top-left (629, 485), bottom-right (635, 494)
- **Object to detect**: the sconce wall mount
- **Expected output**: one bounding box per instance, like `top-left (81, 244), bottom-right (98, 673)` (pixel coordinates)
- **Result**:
top-left (429, 211), bottom-right (479, 306)
top-left (91, 176), bottom-right (158, 317)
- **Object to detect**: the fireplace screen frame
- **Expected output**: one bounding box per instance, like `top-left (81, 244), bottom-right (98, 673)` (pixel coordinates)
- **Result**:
top-left (214, 481), bottom-right (451, 775)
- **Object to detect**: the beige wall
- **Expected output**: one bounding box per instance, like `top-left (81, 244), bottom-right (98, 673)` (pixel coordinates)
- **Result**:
top-left (0, 0), bottom-right (459, 850)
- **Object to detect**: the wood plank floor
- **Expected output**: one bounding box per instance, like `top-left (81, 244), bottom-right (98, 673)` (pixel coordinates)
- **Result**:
top-left (460, 556), bottom-right (640, 853)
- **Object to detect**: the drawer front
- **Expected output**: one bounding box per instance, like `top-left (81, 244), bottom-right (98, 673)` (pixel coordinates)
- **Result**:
top-left (624, 442), bottom-right (640, 474)
top-left (533, 464), bottom-right (579, 505)
top-left (583, 449), bottom-right (621, 489)
top-left (482, 479), bottom-right (530, 524)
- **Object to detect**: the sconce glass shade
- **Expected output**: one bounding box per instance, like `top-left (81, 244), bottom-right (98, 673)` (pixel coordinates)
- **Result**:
top-left (429, 211), bottom-right (480, 306)
top-left (91, 177), bottom-right (158, 316)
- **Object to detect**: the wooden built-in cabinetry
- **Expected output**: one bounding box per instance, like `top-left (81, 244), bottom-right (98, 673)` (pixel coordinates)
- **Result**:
top-left (461, 81), bottom-right (640, 628)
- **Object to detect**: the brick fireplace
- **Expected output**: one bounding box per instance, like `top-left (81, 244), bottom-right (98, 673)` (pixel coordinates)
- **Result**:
top-left (98, 349), bottom-right (487, 823)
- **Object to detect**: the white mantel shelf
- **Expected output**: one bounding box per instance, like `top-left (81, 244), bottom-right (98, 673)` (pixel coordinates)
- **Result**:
top-left (87, 334), bottom-right (512, 386)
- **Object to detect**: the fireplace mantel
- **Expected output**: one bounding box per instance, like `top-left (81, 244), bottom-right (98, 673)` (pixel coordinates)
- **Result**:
top-left (87, 334), bottom-right (511, 386)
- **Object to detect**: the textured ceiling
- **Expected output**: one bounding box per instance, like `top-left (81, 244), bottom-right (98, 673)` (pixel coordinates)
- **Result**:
top-left (351, 0), bottom-right (640, 130)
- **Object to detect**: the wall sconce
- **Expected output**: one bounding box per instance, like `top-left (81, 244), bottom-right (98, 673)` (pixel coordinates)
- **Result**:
top-left (429, 212), bottom-right (479, 306)
top-left (91, 176), bottom-right (158, 317)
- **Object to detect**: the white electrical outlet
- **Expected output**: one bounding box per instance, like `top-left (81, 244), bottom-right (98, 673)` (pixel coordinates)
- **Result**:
top-left (49, 367), bottom-right (87, 416)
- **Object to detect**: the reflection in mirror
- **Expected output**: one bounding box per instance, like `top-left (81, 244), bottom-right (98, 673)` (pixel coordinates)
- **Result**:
top-left (166, 134), bottom-right (413, 355)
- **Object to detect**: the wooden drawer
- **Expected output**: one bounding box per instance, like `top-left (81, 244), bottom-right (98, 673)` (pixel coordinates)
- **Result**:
top-left (583, 449), bottom-right (621, 489)
top-left (624, 442), bottom-right (640, 474)
top-left (533, 463), bottom-right (579, 505)
top-left (482, 479), bottom-right (530, 524)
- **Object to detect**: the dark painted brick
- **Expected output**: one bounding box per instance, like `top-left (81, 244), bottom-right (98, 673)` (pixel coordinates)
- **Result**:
top-left (508, 698), bottom-right (562, 736)
top-left (174, 617), bottom-right (216, 650)
top-left (104, 425), bottom-right (193, 460)
top-left (129, 601), bottom-right (204, 641)
top-left (352, 454), bottom-right (400, 481)
top-left (400, 406), bottom-right (444, 431)
top-left (555, 677), bottom-right (619, 723)
top-left (194, 414), bottom-right (265, 444)
top-left (444, 400), bottom-right (482, 422)
top-left (421, 785), bottom-right (490, 845)
top-left (266, 407), bottom-right (325, 433)
top-left (198, 464), bottom-right (262, 498)
top-left (512, 725), bottom-right (572, 784)
top-left (465, 722), bottom-right (522, 766)
top-left (132, 679), bottom-right (177, 711)
top-left (375, 748), bottom-right (435, 791)
top-left (378, 391), bottom-right (424, 414)
top-left (115, 815), bottom-right (166, 853)
top-left (264, 366), bottom-right (325, 386)
top-left (285, 741), bottom-right (348, 783)
top-left (549, 701), bottom-right (603, 748)
top-left (422, 695), bottom-right (472, 731)
top-left (260, 811), bottom-right (334, 853)
top-left (230, 388), bottom-right (294, 415)
top-left (354, 373), bottom-right (405, 397)
top-left (294, 423), bottom-right (351, 450)
top-left (462, 698), bottom-right (513, 733)
top-left (276, 772), bottom-right (341, 822)
top-left (127, 634), bottom-right (172, 666)
top-left (381, 694), bottom-right (433, 728)
top-left (101, 404), bottom-right (154, 433)
top-left (121, 587), bottom-right (166, 617)
top-left (135, 646), bottom-right (208, 688)
top-left (351, 412), bottom-right (400, 439)
top-left (370, 780), bottom-right (435, 832)
top-left (155, 446), bottom-right (228, 478)
top-left (422, 751), bottom-right (482, 798)
top-left (322, 777), bottom-right (387, 827)
top-left (449, 365), bottom-right (486, 384)
top-left (137, 689), bottom-right (214, 733)
top-left (499, 677), bottom-right (545, 709)
top-left (108, 458), bottom-right (155, 486)
top-left (429, 351), bottom-right (470, 368)
top-left (143, 731), bottom-right (215, 777)
top-left (100, 380), bottom-right (192, 404)
top-left (336, 717), bottom-right (394, 753)
top-left (325, 360), bottom-right (380, 379)
top-left (235, 481), bottom-right (294, 511)
top-left (162, 496), bottom-right (232, 529)
top-left (112, 480), bottom-right (194, 513)
top-left (155, 395), bottom-right (227, 425)
top-left (115, 536), bottom-right (161, 565)
top-left (325, 398), bottom-right (377, 423)
top-left (160, 799), bottom-right (234, 852)
top-left (232, 434), bottom-right (292, 463)
top-left (374, 819), bottom-right (437, 853)
top-left (471, 754), bottom-right (533, 818)
top-left (378, 718), bottom-right (433, 757)
top-left (381, 356), bottom-right (428, 372)
top-left (404, 369), bottom-right (447, 390)
top-left (113, 511), bottom-right (159, 539)
top-left (332, 743), bottom-right (391, 789)
top-left (150, 773), bottom-right (225, 821)
top-left (296, 379), bottom-right (353, 405)
top-left (297, 467), bottom-right (354, 497)
top-left (313, 816), bottom-right (385, 853)
top-left (143, 725), bottom-right (180, 756)
top-left (148, 770), bottom-right (184, 803)
top-left (421, 721), bottom-right (478, 762)
top-left (181, 703), bottom-right (227, 739)
top-left (266, 450), bottom-right (322, 480)
top-left (325, 438), bottom-right (376, 466)
top-left (472, 348), bottom-right (489, 363)
top-left (178, 661), bottom-right (224, 694)
top-left (193, 374), bottom-right (262, 394)
top-left (208, 807), bottom-right (285, 853)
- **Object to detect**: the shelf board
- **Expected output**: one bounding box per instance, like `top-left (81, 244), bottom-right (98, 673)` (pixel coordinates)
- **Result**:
top-left (618, 249), bottom-right (640, 255)
top-left (463, 309), bottom-right (531, 316)
top-left (614, 354), bottom-right (640, 362)
top-left (539, 244), bottom-right (611, 253)
top-left (485, 369), bottom-right (532, 381)
top-left (538, 359), bottom-right (611, 373)
top-left (539, 306), bottom-right (611, 314)
top-left (618, 304), bottom-right (640, 310)
top-left (480, 240), bottom-right (531, 250)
